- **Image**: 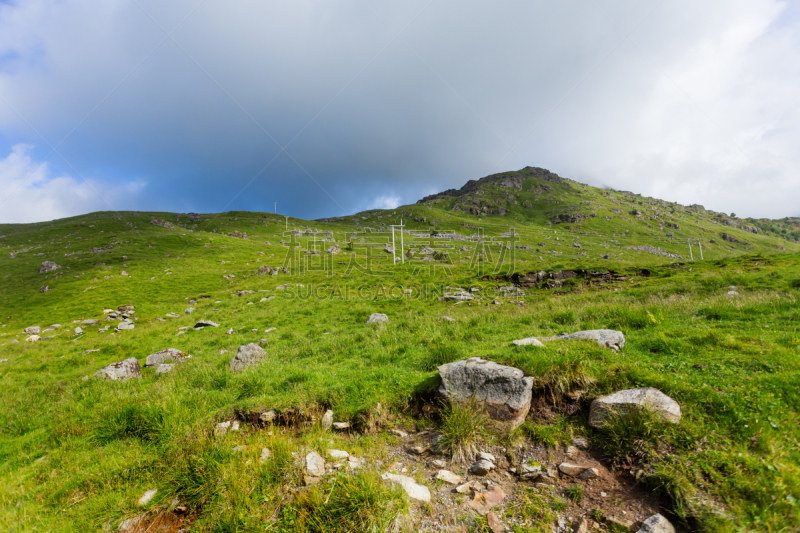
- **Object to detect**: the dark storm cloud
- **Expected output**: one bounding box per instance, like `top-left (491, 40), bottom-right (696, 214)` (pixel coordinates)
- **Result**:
top-left (0, 0), bottom-right (798, 222)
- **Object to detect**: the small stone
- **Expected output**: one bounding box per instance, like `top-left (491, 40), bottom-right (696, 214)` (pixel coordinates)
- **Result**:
top-left (380, 473), bottom-right (431, 502)
top-left (390, 429), bottom-right (409, 438)
top-left (565, 446), bottom-right (578, 458)
top-left (154, 364), bottom-right (174, 375)
top-left (476, 452), bottom-right (496, 462)
top-left (226, 328), bottom-right (235, 334)
top-left (185, 307), bottom-right (194, 314)
top-left (366, 313), bottom-right (389, 324)
top-left (511, 337), bottom-right (545, 347)
top-left (558, 463), bottom-right (587, 477)
top-left (487, 511), bottom-right (506, 533)
top-left (409, 446), bottom-right (429, 455)
top-left (638, 514), bottom-right (675, 533)
top-left (260, 448), bottom-right (271, 463)
top-left (571, 437), bottom-right (590, 449)
top-left (137, 489), bottom-right (157, 507)
top-left (469, 459), bottom-right (495, 476)
top-left (74, 327), bottom-right (83, 334)
top-left (579, 467), bottom-right (599, 480)
top-left (431, 459), bottom-right (447, 469)
top-left (333, 421), bottom-right (350, 430)
top-left (259, 410), bottom-right (276, 423)
top-left (305, 452), bottom-right (326, 477)
top-left (321, 409), bottom-right (333, 430)
top-left (468, 485), bottom-right (505, 514)
top-left (328, 449), bottom-right (349, 460)
top-left (435, 470), bottom-right (462, 484)
top-left (606, 515), bottom-right (636, 532)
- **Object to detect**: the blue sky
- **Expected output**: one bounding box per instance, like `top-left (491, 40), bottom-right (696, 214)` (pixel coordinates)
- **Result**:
top-left (0, 0), bottom-right (799, 222)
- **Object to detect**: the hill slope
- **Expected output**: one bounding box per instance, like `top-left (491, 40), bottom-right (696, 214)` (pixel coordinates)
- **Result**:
top-left (0, 169), bottom-right (799, 533)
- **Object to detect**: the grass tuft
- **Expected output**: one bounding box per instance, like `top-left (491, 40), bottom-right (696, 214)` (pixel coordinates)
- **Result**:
top-left (91, 404), bottom-right (165, 445)
top-left (437, 399), bottom-right (489, 464)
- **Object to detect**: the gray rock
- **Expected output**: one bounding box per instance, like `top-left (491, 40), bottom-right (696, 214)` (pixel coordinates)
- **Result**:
top-left (469, 459), bottom-right (495, 475)
top-left (137, 489), bottom-right (157, 506)
top-left (327, 244), bottom-right (341, 254)
top-left (638, 514), bottom-right (675, 533)
top-left (82, 319), bottom-right (98, 325)
top-left (185, 307), bottom-right (195, 314)
top-left (24, 326), bottom-right (41, 335)
top-left (305, 451), bottom-right (326, 477)
top-left (145, 348), bottom-right (191, 367)
top-left (229, 343), bottom-right (267, 372)
top-left (194, 320), bottom-right (220, 329)
top-left (321, 409), bottom-right (333, 430)
top-left (74, 327), bottom-right (83, 334)
top-left (94, 358), bottom-right (141, 381)
top-left (438, 357), bottom-right (534, 430)
top-left (116, 322), bottom-right (135, 331)
top-left (366, 313), bottom-right (389, 324)
top-left (154, 364), bottom-right (175, 375)
top-left (380, 473), bottom-right (431, 502)
top-left (38, 261), bottom-right (61, 273)
top-left (512, 337), bottom-right (545, 347)
top-left (435, 470), bottom-right (462, 484)
top-left (538, 329), bottom-right (625, 352)
top-left (589, 388), bottom-right (681, 428)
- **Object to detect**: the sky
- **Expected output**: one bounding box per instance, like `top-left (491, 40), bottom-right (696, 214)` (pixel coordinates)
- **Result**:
top-left (0, 0), bottom-right (799, 223)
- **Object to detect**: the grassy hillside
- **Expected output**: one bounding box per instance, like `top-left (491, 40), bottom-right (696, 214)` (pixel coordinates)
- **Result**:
top-left (1, 169), bottom-right (799, 532)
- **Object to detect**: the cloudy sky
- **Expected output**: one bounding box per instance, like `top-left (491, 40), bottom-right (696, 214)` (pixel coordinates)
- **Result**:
top-left (0, 0), bottom-right (798, 223)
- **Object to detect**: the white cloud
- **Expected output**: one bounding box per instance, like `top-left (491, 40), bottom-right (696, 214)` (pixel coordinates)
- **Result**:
top-left (0, 144), bottom-right (145, 223)
top-left (367, 195), bottom-right (401, 210)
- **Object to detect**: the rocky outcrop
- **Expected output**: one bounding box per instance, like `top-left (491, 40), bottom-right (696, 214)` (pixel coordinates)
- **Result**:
top-left (229, 343), bottom-right (267, 373)
top-left (538, 329), bottom-right (625, 352)
top-left (438, 358), bottom-right (534, 430)
top-left (589, 388), bottom-right (681, 428)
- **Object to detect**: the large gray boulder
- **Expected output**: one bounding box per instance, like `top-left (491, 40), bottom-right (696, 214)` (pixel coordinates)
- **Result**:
top-left (38, 261), bottom-right (61, 273)
top-left (94, 358), bottom-right (141, 381)
top-left (145, 348), bottom-right (191, 368)
top-left (366, 313), bottom-right (389, 324)
top-left (438, 357), bottom-right (534, 430)
top-left (229, 343), bottom-right (267, 373)
top-left (24, 326), bottom-right (41, 335)
top-left (539, 329), bottom-right (625, 352)
top-left (589, 388), bottom-right (681, 428)
top-left (637, 514), bottom-right (675, 533)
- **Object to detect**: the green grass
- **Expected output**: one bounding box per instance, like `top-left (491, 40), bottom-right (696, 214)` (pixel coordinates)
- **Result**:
top-left (0, 186), bottom-right (799, 532)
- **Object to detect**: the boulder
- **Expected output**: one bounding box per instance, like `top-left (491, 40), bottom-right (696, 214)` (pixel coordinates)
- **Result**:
top-left (366, 313), bottom-right (389, 324)
top-left (512, 337), bottom-right (544, 347)
top-left (229, 343), bottom-right (267, 372)
top-left (380, 473), bottom-right (431, 503)
top-left (24, 326), bottom-right (41, 335)
top-left (194, 320), bottom-right (220, 329)
top-left (94, 358), bottom-right (141, 381)
top-left (38, 261), bottom-right (61, 273)
top-left (327, 244), bottom-right (341, 254)
top-left (638, 514), bottom-right (675, 533)
top-left (145, 348), bottom-right (191, 368)
top-left (438, 357), bottom-right (534, 430)
top-left (538, 329), bottom-right (625, 352)
top-left (589, 388), bottom-right (681, 428)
